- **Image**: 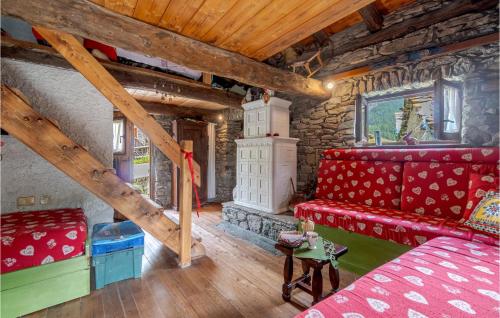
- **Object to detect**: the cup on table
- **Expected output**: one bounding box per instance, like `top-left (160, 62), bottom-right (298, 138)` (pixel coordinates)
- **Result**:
top-left (306, 231), bottom-right (319, 250)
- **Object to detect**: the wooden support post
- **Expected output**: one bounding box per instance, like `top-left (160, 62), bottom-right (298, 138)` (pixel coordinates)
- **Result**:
top-left (178, 140), bottom-right (193, 268)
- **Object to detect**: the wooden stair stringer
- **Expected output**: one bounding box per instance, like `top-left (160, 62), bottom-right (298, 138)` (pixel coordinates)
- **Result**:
top-left (0, 85), bottom-right (205, 258)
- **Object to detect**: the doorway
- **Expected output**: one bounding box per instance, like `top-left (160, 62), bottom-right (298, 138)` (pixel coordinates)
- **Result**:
top-left (132, 126), bottom-right (151, 197)
top-left (112, 113), bottom-right (153, 220)
top-left (173, 119), bottom-right (209, 207)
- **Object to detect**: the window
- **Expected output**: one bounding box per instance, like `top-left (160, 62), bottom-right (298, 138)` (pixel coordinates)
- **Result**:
top-left (355, 80), bottom-right (462, 144)
top-left (113, 118), bottom-right (125, 154)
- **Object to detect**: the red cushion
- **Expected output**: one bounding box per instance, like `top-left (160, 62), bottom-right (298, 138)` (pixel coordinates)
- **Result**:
top-left (295, 236), bottom-right (500, 318)
top-left (323, 147), bottom-right (500, 163)
top-left (295, 199), bottom-right (498, 247)
top-left (315, 159), bottom-right (403, 209)
top-left (400, 162), bottom-right (470, 220)
top-left (1, 208), bottom-right (87, 273)
top-left (462, 173), bottom-right (500, 222)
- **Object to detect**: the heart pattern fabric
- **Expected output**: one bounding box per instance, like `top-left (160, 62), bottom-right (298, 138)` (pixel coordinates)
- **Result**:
top-left (461, 173), bottom-right (500, 223)
top-left (401, 162), bottom-right (470, 220)
top-left (295, 199), bottom-right (499, 248)
top-left (1, 208), bottom-right (87, 273)
top-left (316, 160), bottom-right (403, 209)
top-left (294, 237), bottom-right (499, 318)
top-left (322, 148), bottom-right (499, 164)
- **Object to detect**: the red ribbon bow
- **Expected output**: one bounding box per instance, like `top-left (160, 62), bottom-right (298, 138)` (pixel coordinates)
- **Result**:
top-left (182, 150), bottom-right (201, 217)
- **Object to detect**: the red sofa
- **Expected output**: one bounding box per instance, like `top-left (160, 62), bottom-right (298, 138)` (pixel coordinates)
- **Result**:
top-left (295, 148), bottom-right (499, 247)
top-left (296, 236), bottom-right (500, 318)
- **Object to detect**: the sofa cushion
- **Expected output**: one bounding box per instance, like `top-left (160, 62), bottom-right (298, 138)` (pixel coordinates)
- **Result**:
top-left (295, 199), bottom-right (498, 247)
top-left (401, 162), bottom-right (470, 220)
top-left (315, 159), bottom-right (403, 209)
top-left (464, 191), bottom-right (500, 236)
top-left (323, 147), bottom-right (500, 163)
top-left (295, 236), bottom-right (500, 318)
top-left (462, 172), bottom-right (500, 222)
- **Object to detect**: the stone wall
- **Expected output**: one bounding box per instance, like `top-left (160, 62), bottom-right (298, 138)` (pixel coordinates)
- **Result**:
top-left (289, 44), bottom-right (499, 191)
top-left (286, 0), bottom-right (499, 192)
top-left (318, 0), bottom-right (498, 76)
top-left (214, 109), bottom-right (243, 202)
top-left (151, 115), bottom-right (175, 207)
top-left (1, 59), bottom-right (114, 230)
top-left (221, 202), bottom-right (296, 241)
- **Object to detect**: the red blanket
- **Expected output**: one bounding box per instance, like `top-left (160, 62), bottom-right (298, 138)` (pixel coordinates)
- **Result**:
top-left (1, 208), bottom-right (87, 273)
top-left (296, 237), bottom-right (500, 318)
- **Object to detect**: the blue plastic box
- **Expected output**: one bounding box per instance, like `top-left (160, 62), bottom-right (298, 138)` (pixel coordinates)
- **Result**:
top-left (92, 220), bottom-right (144, 255)
top-left (92, 246), bottom-right (143, 289)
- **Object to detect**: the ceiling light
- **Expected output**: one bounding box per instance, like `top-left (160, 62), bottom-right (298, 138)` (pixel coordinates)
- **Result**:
top-left (326, 82), bottom-right (335, 90)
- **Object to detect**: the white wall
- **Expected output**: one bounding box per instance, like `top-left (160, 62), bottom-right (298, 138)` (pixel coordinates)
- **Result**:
top-left (1, 59), bottom-right (114, 230)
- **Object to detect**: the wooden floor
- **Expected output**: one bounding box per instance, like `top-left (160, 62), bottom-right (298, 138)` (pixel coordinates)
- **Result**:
top-left (25, 206), bottom-right (358, 318)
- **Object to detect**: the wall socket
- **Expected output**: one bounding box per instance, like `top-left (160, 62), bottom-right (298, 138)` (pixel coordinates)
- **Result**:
top-left (17, 196), bottom-right (35, 207)
top-left (40, 195), bottom-right (51, 205)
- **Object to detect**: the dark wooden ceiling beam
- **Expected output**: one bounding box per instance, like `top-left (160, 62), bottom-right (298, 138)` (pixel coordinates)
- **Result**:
top-left (325, 33), bottom-right (499, 82)
top-left (358, 3), bottom-right (383, 33)
top-left (1, 36), bottom-right (242, 109)
top-left (138, 102), bottom-right (218, 117)
top-left (292, 0), bottom-right (497, 66)
top-left (1, 0), bottom-right (330, 99)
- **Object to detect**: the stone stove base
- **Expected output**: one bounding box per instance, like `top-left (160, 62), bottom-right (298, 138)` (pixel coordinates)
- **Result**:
top-left (221, 201), bottom-right (297, 241)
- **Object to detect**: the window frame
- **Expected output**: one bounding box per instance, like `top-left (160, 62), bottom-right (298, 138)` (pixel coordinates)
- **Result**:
top-left (354, 81), bottom-right (463, 144)
top-left (433, 79), bottom-right (463, 142)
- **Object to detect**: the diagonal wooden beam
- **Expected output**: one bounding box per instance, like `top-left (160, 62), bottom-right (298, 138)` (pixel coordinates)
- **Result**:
top-left (0, 85), bottom-right (205, 258)
top-left (33, 26), bottom-right (201, 186)
top-left (1, 36), bottom-right (242, 109)
top-left (2, 0), bottom-right (330, 99)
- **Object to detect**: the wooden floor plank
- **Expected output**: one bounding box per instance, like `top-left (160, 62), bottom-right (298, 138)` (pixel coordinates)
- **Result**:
top-left (102, 283), bottom-right (126, 318)
top-left (116, 280), bottom-right (141, 318)
top-left (80, 288), bottom-right (104, 318)
top-left (128, 277), bottom-right (166, 318)
top-left (25, 207), bottom-right (358, 318)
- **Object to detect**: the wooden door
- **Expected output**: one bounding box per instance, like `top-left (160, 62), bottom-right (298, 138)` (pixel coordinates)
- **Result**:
top-left (176, 119), bottom-right (208, 205)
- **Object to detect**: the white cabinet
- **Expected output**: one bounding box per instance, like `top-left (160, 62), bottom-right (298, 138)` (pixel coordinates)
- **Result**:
top-left (235, 137), bottom-right (298, 214)
top-left (243, 97), bottom-right (291, 138)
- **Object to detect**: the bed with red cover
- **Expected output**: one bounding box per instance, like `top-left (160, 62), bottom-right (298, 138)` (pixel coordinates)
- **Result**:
top-left (296, 236), bottom-right (500, 318)
top-left (1, 208), bottom-right (88, 273)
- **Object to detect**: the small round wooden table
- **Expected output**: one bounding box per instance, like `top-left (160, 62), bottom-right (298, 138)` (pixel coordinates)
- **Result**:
top-left (275, 240), bottom-right (348, 306)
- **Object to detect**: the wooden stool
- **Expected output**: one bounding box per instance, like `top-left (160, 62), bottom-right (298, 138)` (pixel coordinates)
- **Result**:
top-left (276, 241), bottom-right (348, 306)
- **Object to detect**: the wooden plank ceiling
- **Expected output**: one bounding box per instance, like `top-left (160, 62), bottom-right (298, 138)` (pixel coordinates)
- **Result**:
top-left (90, 0), bottom-right (413, 62)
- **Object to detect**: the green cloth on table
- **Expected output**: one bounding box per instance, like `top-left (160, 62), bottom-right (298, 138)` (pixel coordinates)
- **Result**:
top-left (293, 237), bottom-right (328, 260)
top-left (293, 237), bottom-right (339, 269)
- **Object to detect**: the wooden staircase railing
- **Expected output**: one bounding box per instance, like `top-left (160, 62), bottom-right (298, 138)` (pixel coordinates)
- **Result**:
top-left (18, 26), bottom-right (206, 267)
top-left (1, 86), bottom-right (204, 266)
